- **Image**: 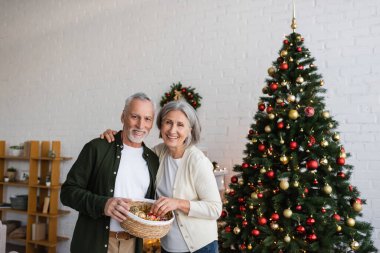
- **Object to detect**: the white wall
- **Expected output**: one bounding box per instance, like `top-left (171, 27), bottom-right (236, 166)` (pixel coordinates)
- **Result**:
top-left (1, 0), bottom-right (379, 252)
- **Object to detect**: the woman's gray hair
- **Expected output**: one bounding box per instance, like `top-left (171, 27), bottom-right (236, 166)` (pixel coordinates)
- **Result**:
top-left (157, 100), bottom-right (201, 147)
top-left (124, 92), bottom-right (155, 112)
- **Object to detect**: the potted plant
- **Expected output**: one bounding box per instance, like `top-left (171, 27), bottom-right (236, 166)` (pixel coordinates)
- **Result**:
top-left (8, 145), bottom-right (24, 157)
top-left (7, 167), bottom-right (17, 182)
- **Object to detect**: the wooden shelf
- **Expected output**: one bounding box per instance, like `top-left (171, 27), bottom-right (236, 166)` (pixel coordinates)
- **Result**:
top-left (7, 237), bottom-right (27, 245)
top-left (0, 181), bottom-right (29, 187)
top-left (0, 140), bottom-right (72, 253)
top-left (0, 155), bottom-right (29, 160)
top-left (28, 236), bottom-right (69, 247)
top-left (29, 209), bottom-right (70, 218)
top-left (0, 207), bottom-right (28, 214)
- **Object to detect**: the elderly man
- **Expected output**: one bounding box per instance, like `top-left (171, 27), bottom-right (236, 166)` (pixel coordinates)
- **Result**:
top-left (61, 92), bottom-right (159, 253)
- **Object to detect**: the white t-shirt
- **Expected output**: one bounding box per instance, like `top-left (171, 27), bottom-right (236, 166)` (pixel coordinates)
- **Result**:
top-left (156, 155), bottom-right (189, 252)
top-left (110, 144), bottom-right (150, 231)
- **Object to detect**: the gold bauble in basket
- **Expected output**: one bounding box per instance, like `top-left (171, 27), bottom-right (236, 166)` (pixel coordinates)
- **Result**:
top-left (120, 200), bottom-right (174, 238)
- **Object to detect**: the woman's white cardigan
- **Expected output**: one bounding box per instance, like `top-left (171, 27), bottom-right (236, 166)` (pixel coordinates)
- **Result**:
top-left (153, 143), bottom-right (222, 252)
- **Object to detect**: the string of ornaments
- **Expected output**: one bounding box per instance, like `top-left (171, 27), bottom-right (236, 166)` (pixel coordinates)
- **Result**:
top-left (160, 82), bottom-right (202, 110)
top-left (219, 6), bottom-right (376, 253)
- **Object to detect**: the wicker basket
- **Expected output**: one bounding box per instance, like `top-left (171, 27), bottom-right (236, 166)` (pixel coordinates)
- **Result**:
top-left (120, 199), bottom-right (174, 239)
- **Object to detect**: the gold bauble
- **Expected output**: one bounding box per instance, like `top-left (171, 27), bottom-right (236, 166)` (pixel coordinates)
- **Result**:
top-left (296, 35), bottom-right (302, 42)
top-left (310, 63), bottom-right (315, 68)
top-left (288, 109), bottom-right (299, 120)
top-left (336, 225), bottom-right (342, 232)
top-left (265, 125), bottom-right (272, 133)
top-left (353, 202), bottom-right (363, 212)
top-left (296, 76), bottom-right (304, 84)
top-left (333, 133), bottom-right (340, 141)
top-left (289, 57), bottom-right (294, 62)
top-left (251, 192), bottom-right (258, 199)
top-left (223, 200), bottom-right (229, 205)
top-left (276, 98), bottom-right (284, 104)
top-left (260, 168), bottom-right (266, 174)
top-left (328, 123), bottom-right (333, 128)
top-left (280, 138), bottom-right (285, 144)
top-left (270, 222), bottom-right (279, 230)
top-left (320, 157), bottom-right (328, 165)
top-left (268, 113), bottom-right (275, 120)
top-left (280, 155), bottom-right (289, 165)
top-left (340, 152), bottom-right (347, 158)
top-left (320, 80), bottom-right (325, 86)
top-left (351, 240), bottom-right (360, 250)
top-left (322, 111), bottom-right (330, 119)
top-left (238, 179), bottom-right (244, 185)
top-left (287, 94), bottom-right (296, 103)
top-left (283, 208), bottom-right (293, 218)
top-left (323, 184), bottom-right (332, 194)
top-left (247, 244), bottom-right (253, 250)
top-left (293, 181), bottom-right (299, 187)
top-left (320, 140), bottom-right (329, 147)
top-left (249, 204), bottom-right (254, 210)
top-left (280, 180), bottom-right (289, 190)
top-left (281, 81), bottom-right (288, 86)
top-left (328, 166), bottom-right (333, 171)
top-left (347, 218), bottom-right (356, 227)
top-left (233, 226), bottom-right (241, 234)
top-left (280, 50), bottom-right (288, 57)
top-left (284, 235), bottom-right (291, 243)
top-left (251, 138), bottom-right (258, 143)
top-left (268, 67), bottom-right (276, 77)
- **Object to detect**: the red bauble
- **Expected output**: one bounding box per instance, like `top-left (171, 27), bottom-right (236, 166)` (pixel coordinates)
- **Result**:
top-left (266, 170), bottom-right (275, 179)
top-left (296, 225), bottom-right (306, 234)
top-left (242, 162), bottom-right (249, 169)
top-left (307, 233), bottom-right (318, 241)
top-left (229, 190), bottom-right (235, 196)
top-left (337, 172), bottom-right (346, 179)
top-left (296, 47), bottom-right (302, 52)
top-left (296, 205), bottom-right (302, 211)
top-left (225, 226), bottom-right (231, 233)
top-left (349, 185), bottom-right (354, 191)
top-left (298, 65), bottom-right (304, 70)
top-left (235, 214), bottom-right (242, 219)
top-left (270, 82), bottom-right (279, 91)
top-left (165, 92), bottom-right (171, 97)
top-left (332, 214), bottom-right (341, 221)
top-left (181, 88), bottom-right (187, 93)
top-left (280, 62), bottom-right (289, 70)
top-left (258, 144), bottom-right (266, 152)
top-left (257, 192), bottom-right (264, 198)
top-left (240, 243), bottom-right (246, 250)
top-left (277, 57), bottom-right (284, 63)
top-left (321, 207), bottom-right (326, 213)
top-left (306, 217), bottom-right (316, 226)
top-left (283, 39), bottom-right (289, 44)
top-left (306, 160), bottom-right (319, 170)
top-left (277, 121), bottom-right (284, 129)
top-left (188, 94), bottom-right (193, 99)
top-left (192, 101), bottom-right (197, 107)
top-left (289, 141), bottom-right (298, 150)
top-left (304, 106), bottom-right (315, 117)
top-left (271, 213), bottom-right (280, 221)
top-left (336, 157), bottom-right (345, 165)
top-left (356, 198), bottom-right (362, 204)
top-left (220, 210), bottom-right (227, 218)
top-left (313, 179), bottom-right (319, 185)
top-left (231, 176), bottom-right (238, 183)
top-left (304, 188), bottom-right (309, 194)
top-left (258, 103), bottom-right (266, 111)
top-left (242, 220), bottom-right (248, 227)
top-left (238, 197), bottom-right (245, 203)
top-left (258, 217), bottom-right (267, 225)
top-left (251, 229), bottom-right (260, 236)
top-left (266, 105), bottom-right (274, 113)
top-left (239, 205), bottom-right (246, 212)
top-left (308, 136), bottom-right (316, 146)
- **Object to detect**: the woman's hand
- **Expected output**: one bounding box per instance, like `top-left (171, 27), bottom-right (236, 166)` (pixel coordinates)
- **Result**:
top-left (100, 129), bottom-right (117, 143)
top-left (104, 197), bottom-right (132, 222)
top-left (151, 196), bottom-right (189, 217)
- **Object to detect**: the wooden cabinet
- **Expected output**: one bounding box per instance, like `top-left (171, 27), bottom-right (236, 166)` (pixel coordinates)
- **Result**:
top-left (0, 140), bottom-right (71, 253)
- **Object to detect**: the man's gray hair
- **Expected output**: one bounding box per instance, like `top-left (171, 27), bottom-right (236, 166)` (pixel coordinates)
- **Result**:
top-left (156, 100), bottom-right (201, 147)
top-left (124, 92), bottom-right (155, 112)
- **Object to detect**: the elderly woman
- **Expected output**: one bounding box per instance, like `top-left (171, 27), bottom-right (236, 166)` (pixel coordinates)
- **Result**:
top-left (102, 100), bottom-right (222, 253)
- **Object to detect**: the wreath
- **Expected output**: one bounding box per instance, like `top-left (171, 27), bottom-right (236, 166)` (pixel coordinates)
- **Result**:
top-left (160, 82), bottom-right (202, 110)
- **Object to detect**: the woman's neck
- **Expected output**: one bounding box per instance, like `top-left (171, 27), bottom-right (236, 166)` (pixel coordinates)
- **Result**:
top-left (168, 146), bottom-right (186, 159)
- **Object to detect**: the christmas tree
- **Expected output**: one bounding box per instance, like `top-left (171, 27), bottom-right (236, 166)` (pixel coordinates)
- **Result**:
top-left (219, 14), bottom-right (377, 253)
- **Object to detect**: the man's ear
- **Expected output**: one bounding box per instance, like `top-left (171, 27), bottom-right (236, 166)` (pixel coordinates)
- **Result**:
top-left (121, 111), bottom-right (124, 124)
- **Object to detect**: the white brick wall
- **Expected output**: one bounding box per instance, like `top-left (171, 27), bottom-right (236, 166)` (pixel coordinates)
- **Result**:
top-left (0, 0), bottom-right (379, 251)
